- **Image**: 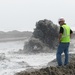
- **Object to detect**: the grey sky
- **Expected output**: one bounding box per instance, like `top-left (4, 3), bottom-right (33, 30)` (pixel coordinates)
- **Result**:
top-left (0, 0), bottom-right (75, 31)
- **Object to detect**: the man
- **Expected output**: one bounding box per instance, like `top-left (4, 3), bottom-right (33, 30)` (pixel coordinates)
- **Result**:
top-left (56, 18), bottom-right (73, 66)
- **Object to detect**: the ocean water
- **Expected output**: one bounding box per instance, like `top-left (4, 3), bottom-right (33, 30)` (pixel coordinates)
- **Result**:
top-left (0, 39), bottom-right (56, 75)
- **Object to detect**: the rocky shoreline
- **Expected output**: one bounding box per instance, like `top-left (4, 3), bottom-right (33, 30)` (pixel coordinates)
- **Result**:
top-left (15, 54), bottom-right (75, 75)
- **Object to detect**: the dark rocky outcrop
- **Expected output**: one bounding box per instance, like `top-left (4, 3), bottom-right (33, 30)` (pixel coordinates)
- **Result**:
top-left (23, 19), bottom-right (59, 53)
top-left (15, 54), bottom-right (75, 75)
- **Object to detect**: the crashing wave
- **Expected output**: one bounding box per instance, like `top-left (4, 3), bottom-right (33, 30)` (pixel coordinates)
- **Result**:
top-left (23, 19), bottom-right (59, 53)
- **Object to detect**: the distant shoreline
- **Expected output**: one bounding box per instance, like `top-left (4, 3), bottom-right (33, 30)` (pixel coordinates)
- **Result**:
top-left (0, 37), bottom-right (28, 42)
top-left (0, 30), bottom-right (32, 42)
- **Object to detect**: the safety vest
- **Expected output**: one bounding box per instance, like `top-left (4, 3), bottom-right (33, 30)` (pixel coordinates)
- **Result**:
top-left (60, 24), bottom-right (70, 43)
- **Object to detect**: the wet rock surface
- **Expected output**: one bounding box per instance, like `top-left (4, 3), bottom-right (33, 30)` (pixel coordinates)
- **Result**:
top-left (15, 63), bottom-right (75, 75)
top-left (15, 54), bottom-right (75, 75)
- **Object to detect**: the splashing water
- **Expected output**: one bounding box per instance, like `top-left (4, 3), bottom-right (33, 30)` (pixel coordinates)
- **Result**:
top-left (0, 40), bottom-right (56, 75)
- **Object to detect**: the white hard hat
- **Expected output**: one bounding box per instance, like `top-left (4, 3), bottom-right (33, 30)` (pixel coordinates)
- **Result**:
top-left (58, 17), bottom-right (65, 22)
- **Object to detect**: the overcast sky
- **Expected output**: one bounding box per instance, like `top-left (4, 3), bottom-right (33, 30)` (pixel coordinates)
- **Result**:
top-left (0, 0), bottom-right (75, 32)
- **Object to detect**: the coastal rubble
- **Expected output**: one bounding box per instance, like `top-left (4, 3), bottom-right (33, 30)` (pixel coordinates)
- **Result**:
top-left (15, 54), bottom-right (75, 75)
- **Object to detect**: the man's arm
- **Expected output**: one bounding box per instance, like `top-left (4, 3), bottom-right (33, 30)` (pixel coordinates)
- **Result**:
top-left (59, 33), bottom-right (62, 43)
top-left (59, 27), bottom-right (63, 43)
top-left (70, 29), bottom-right (73, 38)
